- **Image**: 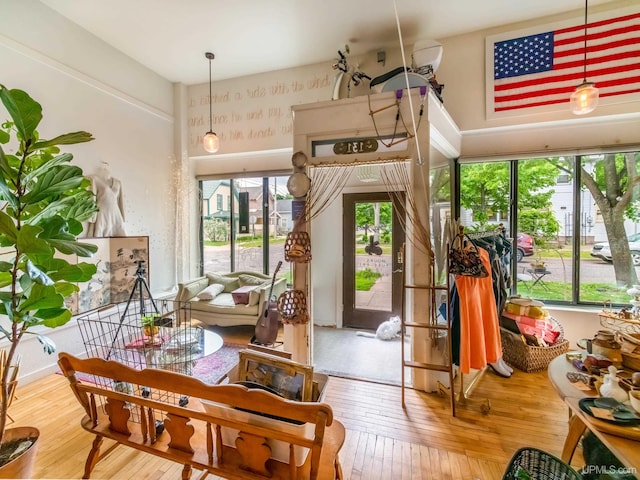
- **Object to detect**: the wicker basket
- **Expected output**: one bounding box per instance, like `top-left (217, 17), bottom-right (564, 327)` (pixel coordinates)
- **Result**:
top-left (500, 326), bottom-right (570, 373)
top-left (276, 289), bottom-right (309, 325)
top-left (502, 447), bottom-right (583, 480)
top-left (620, 332), bottom-right (640, 370)
top-left (284, 231), bottom-right (312, 263)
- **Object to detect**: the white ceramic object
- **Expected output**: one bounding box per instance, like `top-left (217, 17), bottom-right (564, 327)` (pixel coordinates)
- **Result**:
top-left (599, 365), bottom-right (628, 403)
top-left (627, 285), bottom-right (640, 316)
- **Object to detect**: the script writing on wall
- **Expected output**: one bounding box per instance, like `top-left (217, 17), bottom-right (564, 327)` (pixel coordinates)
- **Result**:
top-left (187, 64), bottom-right (333, 156)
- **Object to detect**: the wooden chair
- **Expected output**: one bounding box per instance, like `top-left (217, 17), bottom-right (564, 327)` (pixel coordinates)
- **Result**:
top-left (58, 352), bottom-right (344, 480)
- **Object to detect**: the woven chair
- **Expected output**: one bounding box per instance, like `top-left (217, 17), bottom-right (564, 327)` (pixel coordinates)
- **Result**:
top-left (502, 448), bottom-right (583, 480)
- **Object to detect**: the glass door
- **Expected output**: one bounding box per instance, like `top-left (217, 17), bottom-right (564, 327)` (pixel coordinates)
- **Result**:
top-left (342, 192), bottom-right (404, 330)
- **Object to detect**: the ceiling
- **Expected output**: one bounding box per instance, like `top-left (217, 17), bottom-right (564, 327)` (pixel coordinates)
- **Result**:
top-left (40, 0), bottom-right (619, 86)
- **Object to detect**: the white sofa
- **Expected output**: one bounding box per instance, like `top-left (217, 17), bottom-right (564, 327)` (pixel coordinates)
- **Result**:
top-left (175, 271), bottom-right (286, 327)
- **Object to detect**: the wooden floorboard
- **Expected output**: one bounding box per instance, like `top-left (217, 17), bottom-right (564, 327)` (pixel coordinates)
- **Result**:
top-left (7, 327), bottom-right (584, 480)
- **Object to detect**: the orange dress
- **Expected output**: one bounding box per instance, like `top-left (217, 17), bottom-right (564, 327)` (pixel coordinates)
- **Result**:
top-left (454, 247), bottom-right (503, 374)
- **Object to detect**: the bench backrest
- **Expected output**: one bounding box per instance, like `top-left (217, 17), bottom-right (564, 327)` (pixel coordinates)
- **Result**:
top-left (58, 352), bottom-right (334, 479)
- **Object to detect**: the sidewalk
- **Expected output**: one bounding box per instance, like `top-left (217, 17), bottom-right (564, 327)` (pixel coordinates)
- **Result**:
top-left (355, 270), bottom-right (392, 310)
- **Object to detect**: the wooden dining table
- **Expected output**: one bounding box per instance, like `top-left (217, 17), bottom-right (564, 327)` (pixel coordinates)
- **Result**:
top-left (547, 354), bottom-right (640, 473)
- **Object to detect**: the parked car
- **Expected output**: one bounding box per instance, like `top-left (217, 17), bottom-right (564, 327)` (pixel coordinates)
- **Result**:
top-left (590, 232), bottom-right (640, 265)
top-left (516, 233), bottom-right (535, 262)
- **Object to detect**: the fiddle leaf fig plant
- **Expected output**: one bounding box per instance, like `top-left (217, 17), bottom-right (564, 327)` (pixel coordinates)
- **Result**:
top-left (0, 84), bottom-right (99, 451)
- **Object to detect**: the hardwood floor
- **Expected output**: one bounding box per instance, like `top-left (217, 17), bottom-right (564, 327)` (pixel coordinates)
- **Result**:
top-left (9, 327), bottom-right (583, 479)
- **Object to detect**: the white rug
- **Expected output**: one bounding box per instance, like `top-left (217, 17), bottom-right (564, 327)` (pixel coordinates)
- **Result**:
top-left (312, 326), bottom-right (410, 385)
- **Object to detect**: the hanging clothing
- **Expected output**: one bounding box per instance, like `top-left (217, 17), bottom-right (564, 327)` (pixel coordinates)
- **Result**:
top-left (450, 283), bottom-right (461, 366)
top-left (454, 247), bottom-right (503, 374)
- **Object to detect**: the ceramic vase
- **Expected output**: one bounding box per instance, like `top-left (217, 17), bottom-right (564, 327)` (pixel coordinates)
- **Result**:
top-left (599, 365), bottom-right (628, 402)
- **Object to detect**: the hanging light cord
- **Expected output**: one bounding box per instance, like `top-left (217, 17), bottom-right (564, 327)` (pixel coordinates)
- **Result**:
top-left (208, 55), bottom-right (213, 132)
top-left (582, 0), bottom-right (588, 83)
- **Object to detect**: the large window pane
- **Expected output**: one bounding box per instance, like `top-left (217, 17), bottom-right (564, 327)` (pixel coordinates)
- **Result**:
top-left (233, 177), bottom-right (265, 272)
top-left (459, 161), bottom-right (510, 230)
top-left (517, 157), bottom-right (571, 302)
top-left (200, 175), bottom-right (291, 283)
top-left (580, 152), bottom-right (640, 304)
top-left (202, 180), bottom-right (231, 273)
top-left (268, 177), bottom-right (290, 277)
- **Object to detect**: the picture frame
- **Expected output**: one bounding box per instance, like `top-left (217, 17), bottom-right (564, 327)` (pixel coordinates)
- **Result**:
top-left (70, 235), bottom-right (150, 315)
top-left (237, 349), bottom-right (314, 401)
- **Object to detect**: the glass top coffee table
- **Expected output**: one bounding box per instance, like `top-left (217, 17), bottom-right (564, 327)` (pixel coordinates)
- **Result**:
top-left (127, 327), bottom-right (223, 375)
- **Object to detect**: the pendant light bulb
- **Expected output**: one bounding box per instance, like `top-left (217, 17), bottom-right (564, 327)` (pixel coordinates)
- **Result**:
top-left (203, 131), bottom-right (220, 153)
top-left (570, 0), bottom-right (599, 115)
top-left (203, 51), bottom-right (220, 153)
top-left (570, 81), bottom-right (599, 115)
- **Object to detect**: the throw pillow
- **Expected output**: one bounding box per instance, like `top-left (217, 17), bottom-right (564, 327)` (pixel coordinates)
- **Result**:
top-left (178, 277), bottom-right (209, 301)
top-left (238, 274), bottom-right (267, 287)
top-left (206, 273), bottom-right (240, 293)
top-left (197, 283), bottom-right (224, 301)
top-left (248, 288), bottom-right (261, 306)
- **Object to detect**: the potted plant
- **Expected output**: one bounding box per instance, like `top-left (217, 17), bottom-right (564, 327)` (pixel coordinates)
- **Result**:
top-left (141, 314), bottom-right (160, 338)
top-left (0, 85), bottom-right (99, 476)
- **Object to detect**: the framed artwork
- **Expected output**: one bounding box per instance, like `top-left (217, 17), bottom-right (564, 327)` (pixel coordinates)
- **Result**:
top-left (107, 236), bottom-right (150, 304)
top-left (237, 349), bottom-right (313, 401)
top-left (74, 238), bottom-right (110, 313)
top-left (70, 236), bottom-right (149, 315)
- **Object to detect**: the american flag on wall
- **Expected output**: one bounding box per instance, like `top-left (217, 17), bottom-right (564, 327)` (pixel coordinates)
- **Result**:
top-left (489, 11), bottom-right (640, 114)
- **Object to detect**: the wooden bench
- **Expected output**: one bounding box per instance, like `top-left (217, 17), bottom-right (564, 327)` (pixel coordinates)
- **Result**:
top-left (58, 352), bottom-right (345, 480)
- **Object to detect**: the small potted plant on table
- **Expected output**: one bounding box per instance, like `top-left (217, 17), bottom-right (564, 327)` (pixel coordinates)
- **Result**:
top-left (141, 315), bottom-right (160, 340)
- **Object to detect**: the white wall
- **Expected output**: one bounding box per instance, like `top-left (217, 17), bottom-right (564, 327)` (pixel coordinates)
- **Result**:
top-left (0, 0), bottom-right (176, 382)
top-left (0, 0), bottom-right (173, 115)
top-left (186, 49), bottom-right (411, 163)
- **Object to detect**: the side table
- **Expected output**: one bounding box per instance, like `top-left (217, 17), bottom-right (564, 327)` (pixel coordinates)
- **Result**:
top-left (547, 354), bottom-right (640, 472)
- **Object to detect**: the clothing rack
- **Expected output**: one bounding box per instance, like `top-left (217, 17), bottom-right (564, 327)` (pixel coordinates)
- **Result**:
top-left (438, 225), bottom-right (509, 414)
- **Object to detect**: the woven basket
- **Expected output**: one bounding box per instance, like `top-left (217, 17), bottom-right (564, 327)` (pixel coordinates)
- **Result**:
top-left (276, 290), bottom-right (309, 325)
top-left (500, 325), bottom-right (569, 373)
top-left (284, 231), bottom-right (312, 263)
top-left (620, 332), bottom-right (640, 371)
top-left (502, 447), bottom-right (583, 480)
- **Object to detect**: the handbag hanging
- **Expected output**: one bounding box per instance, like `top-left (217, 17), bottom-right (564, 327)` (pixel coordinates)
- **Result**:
top-left (449, 229), bottom-right (489, 278)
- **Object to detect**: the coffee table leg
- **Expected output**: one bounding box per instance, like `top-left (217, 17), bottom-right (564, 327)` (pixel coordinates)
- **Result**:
top-left (562, 413), bottom-right (587, 463)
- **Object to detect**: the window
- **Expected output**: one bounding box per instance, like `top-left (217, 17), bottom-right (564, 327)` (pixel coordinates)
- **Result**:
top-left (200, 176), bottom-right (291, 280)
top-left (458, 150), bottom-right (640, 306)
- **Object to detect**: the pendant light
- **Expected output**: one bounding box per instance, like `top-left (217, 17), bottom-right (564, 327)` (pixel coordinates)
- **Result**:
top-left (203, 52), bottom-right (220, 153)
top-left (570, 0), bottom-right (599, 115)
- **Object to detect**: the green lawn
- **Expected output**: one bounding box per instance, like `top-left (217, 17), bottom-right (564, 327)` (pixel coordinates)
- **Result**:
top-left (355, 269), bottom-right (381, 291)
top-left (517, 280), bottom-right (628, 304)
top-left (204, 237), bottom-right (286, 247)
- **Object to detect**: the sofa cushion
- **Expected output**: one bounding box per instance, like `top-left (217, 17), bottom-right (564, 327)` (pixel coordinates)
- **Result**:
top-left (197, 283), bottom-right (224, 301)
top-left (238, 274), bottom-right (268, 287)
top-left (178, 277), bottom-right (210, 302)
top-left (206, 273), bottom-right (240, 293)
top-left (248, 289), bottom-right (262, 306)
top-left (191, 293), bottom-right (260, 316)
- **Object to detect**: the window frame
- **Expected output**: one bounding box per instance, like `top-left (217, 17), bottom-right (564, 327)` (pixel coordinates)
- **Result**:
top-left (456, 148), bottom-right (640, 308)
